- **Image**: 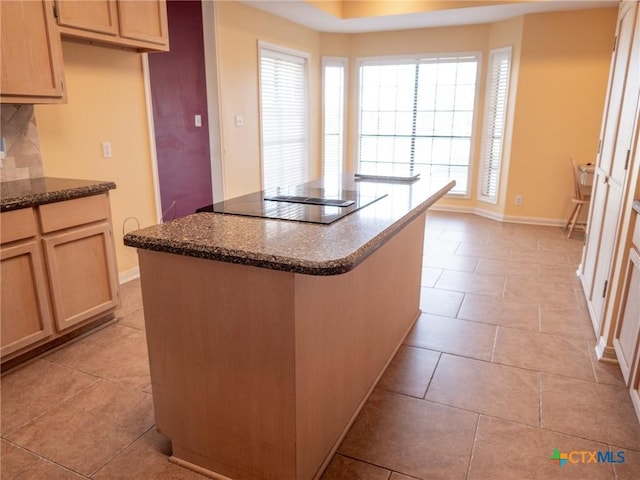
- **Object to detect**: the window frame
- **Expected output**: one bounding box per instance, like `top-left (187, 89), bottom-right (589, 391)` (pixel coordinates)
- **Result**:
top-left (322, 56), bottom-right (348, 180)
top-left (477, 46), bottom-right (513, 205)
top-left (354, 52), bottom-right (482, 198)
top-left (257, 40), bottom-right (310, 191)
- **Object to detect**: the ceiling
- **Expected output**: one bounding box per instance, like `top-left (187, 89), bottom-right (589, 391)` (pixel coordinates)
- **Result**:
top-left (239, 0), bottom-right (618, 33)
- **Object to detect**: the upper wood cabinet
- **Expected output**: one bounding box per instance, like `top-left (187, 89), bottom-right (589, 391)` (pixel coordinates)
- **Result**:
top-left (117, 0), bottom-right (167, 45)
top-left (0, 0), bottom-right (66, 104)
top-left (54, 0), bottom-right (119, 36)
top-left (54, 0), bottom-right (169, 52)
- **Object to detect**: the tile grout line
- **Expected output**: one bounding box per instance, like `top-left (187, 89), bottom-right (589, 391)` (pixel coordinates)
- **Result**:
top-left (89, 424), bottom-right (158, 478)
top-left (0, 436), bottom-right (91, 479)
top-left (1, 373), bottom-right (102, 438)
top-left (464, 414), bottom-right (482, 480)
top-left (490, 326), bottom-right (499, 363)
top-left (421, 351), bottom-right (442, 400)
top-left (538, 372), bottom-right (543, 428)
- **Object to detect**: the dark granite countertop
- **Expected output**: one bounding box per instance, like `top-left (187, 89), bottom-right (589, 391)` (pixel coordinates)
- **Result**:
top-left (124, 175), bottom-right (455, 275)
top-left (633, 200), bottom-right (640, 215)
top-left (0, 177), bottom-right (116, 212)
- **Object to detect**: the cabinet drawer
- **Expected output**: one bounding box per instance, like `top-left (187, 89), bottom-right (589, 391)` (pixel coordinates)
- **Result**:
top-left (39, 194), bottom-right (110, 233)
top-left (633, 216), bottom-right (640, 250)
top-left (1, 208), bottom-right (37, 244)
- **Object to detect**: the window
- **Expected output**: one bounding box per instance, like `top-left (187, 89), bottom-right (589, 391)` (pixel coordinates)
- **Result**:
top-left (259, 43), bottom-right (308, 191)
top-left (478, 47), bottom-right (512, 204)
top-left (322, 57), bottom-right (347, 179)
top-left (357, 55), bottom-right (479, 195)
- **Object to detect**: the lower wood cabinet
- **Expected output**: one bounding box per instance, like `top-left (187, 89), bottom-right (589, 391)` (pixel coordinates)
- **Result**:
top-left (44, 223), bottom-right (118, 332)
top-left (0, 193), bottom-right (119, 365)
top-left (0, 240), bottom-right (53, 357)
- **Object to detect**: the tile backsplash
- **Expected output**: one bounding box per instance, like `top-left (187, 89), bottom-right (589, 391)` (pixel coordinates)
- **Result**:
top-left (0, 104), bottom-right (44, 182)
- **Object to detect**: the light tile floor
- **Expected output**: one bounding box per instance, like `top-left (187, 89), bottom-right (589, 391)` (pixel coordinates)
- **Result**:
top-left (2, 212), bottom-right (639, 479)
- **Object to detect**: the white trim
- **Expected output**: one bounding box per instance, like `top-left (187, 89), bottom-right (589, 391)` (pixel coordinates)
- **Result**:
top-left (257, 40), bottom-right (311, 63)
top-left (257, 41), bottom-right (310, 190)
top-left (595, 336), bottom-right (619, 363)
top-left (141, 53), bottom-right (164, 224)
top-left (477, 46), bottom-right (512, 205)
top-left (202, 0), bottom-right (225, 203)
top-left (499, 214), bottom-right (566, 227)
top-left (119, 266), bottom-right (140, 285)
top-left (356, 51), bottom-right (481, 64)
top-left (429, 204), bottom-right (568, 227)
top-left (322, 56), bottom-right (348, 178)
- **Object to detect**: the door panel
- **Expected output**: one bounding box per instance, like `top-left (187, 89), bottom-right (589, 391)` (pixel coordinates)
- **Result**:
top-left (598, 2), bottom-right (637, 175)
top-left (581, 1), bottom-right (640, 335)
top-left (147, 0), bottom-right (213, 219)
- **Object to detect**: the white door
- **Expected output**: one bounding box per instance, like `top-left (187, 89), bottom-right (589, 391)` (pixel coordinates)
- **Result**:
top-left (581, 1), bottom-right (639, 335)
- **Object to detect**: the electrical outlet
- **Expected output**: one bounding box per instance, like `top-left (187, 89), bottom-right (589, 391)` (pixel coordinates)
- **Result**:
top-left (0, 136), bottom-right (6, 168)
top-left (515, 195), bottom-right (523, 206)
top-left (102, 141), bottom-right (112, 159)
top-left (195, 115), bottom-right (202, 127)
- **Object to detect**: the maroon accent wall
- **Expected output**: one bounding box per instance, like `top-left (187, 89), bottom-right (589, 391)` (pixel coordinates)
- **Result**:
top-left (148, 0), bottom-right (212, 220)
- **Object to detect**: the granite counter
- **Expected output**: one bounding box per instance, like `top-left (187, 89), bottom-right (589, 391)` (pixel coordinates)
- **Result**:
top-left (124, 175), bottom-right (454, 275)
top-left (1, 177), bottom-right (116, 212)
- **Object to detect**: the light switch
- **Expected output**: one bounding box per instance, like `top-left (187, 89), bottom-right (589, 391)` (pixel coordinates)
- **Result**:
top-left (102, 142), bottom-right (112, 159)
top-left (235, 114), bottom-right (244, 127)
top-left (195, 114), bottom-right (202, 127)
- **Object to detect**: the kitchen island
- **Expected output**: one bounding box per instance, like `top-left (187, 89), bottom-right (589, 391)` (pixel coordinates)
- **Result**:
top-left (124, 175), bottom-right (454, 480)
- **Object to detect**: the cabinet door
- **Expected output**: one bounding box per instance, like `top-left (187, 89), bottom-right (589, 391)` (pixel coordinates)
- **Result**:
top-left (43, 223), bottom-right (118, 332)
top-left (55, 0), bottom-right (118, 36)
top-left (598, 1), bottom-right (638, 176)
top-left (117, 0), bottom-right (168, 45)
top-left (614, 248), bottom-right (640, 383)
top-left (0, 0), bottom-right (65, 102)
top-left (0, 241), bottom-right (53, 357)
top-left (581, 1), bottom-right (640, 334)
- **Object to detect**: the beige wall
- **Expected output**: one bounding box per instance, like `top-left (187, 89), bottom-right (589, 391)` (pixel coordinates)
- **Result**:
top-left (36, 41), bottom-right (157, 278)
top-left (214, 0), bottom-right (322, 199)
top-left (504, 8), bottom-right (617, 221)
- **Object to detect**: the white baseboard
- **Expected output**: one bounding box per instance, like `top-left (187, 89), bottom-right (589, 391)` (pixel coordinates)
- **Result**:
top-left (430, 204), bottom-right (566, 227)
top-left (119, 267), bottom-right (140, 285)
top-left (595, 336), bottom-right (619, 363)
top-left (500, 213), bottom-right (566, 227)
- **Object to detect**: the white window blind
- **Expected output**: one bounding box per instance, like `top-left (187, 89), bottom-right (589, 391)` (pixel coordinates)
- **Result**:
top-left (478, 47), bottom-right (512, 203)
top-left (259, 44), bottom-right (308, 191)
top-left (323, 57), bottom-right (346, 179)
top-left (357, 55), bottom-right (478, 195)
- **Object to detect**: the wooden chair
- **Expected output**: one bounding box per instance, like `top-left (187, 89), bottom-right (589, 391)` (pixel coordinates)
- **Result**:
top-left (565, 155), bottom-right (591, 238)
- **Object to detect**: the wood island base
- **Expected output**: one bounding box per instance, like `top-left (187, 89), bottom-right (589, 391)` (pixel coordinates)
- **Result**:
top-left (137, 212), bottom-right (427, 480)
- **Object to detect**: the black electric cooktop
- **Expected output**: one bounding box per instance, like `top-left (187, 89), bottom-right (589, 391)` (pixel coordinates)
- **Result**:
top-left (197, 186), bottom-right (387, 224)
